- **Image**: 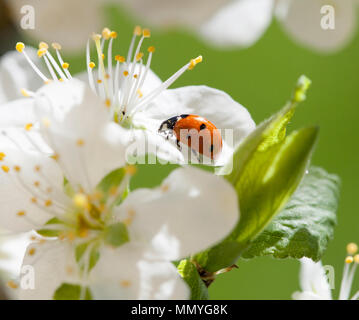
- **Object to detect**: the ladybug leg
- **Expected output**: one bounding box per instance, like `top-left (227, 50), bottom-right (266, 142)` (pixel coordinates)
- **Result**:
top-left (176, 139), bottom-right (182, 151)
top-left (191, 149), bottom-right (202, 163)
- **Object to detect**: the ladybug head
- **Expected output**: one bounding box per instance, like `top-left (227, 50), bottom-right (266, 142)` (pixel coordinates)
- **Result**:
top-left (158, 116), bottom-right (179, 133)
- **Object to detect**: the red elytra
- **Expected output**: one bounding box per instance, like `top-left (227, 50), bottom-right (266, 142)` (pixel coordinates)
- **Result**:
top-left (158, 114), bottom-right (223, 160)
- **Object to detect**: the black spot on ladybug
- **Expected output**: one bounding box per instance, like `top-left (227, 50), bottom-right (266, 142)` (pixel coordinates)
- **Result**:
top-left (180, 114), bottom-right (190, 119)
top-left (199, 123), bottom-right (206, 130)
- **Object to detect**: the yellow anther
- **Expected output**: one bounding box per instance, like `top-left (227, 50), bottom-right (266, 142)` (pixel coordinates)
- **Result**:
top-left (105, 99), bottom-right (111, 108)
top-left (28, 248), bottom-right (36, 256)
top-left (25, 123), bottom-right (33, 131)
top-left (16, 42), bottom-right (25, 53)
top-left (59, 78), bottom-right (64, 82)
top-left (52, 42), bottom-right (62, 50)
top-left (66, 265), bottom-right (74, 275)
top-left (161, 184), bottom-right (170, 193)
top-left (97, 79), bottom-right (102, 84)
top-left (123, 218), bottom-right (133, 227)
top-left (42, 117), bottom-right (51, 128)
top-left (125, 165), bottom-right (137, 176)
top-left (105, 74), bottom-right (110, 79)
top-left (34, 181), bottom-right (40, 187)
top-left (79, 228), bottom-right (89, 238)
top-left (115, 55), bottom-right (125, 63)
top-left (20, 88), bottom-right (31, 97)
top-left (98, 203), bottom-right (106, 213)
top-left (1, 165), bottom-right (9, 173)
top-left (136, 52), bottom-right (144, 61)
top-left (31, 197), bottom-right (37, 204)
top-left (137, 89), bottom-right (143, 98)
top-left (188, 55), bottom-right (203, 70)
top-left (354, 254), bottom-right (359, 264)
top-left (90, 191), bottom-right (103, 201)
top-left (92, 33), bottom-right (102, 41)
top-left (17, 211), bottom-right (25, 217)
top-left (39, 41), bottom-right (49, 49)
top-left (134, 26), bottom-right (142, 36)
top-left (14, 165), bottom-right (21, 172)
top-left (0, 152), bottom-right (5, 161)
top-left (58, 233), bottom-right (66, 241)
top-left (7, 281), bottom-right (18, 289)
top-left (51, 153), bottom-right (59, 161)
top-left (62, 62), bottom-right (69, 69)
top-left (347, 243), bottom-right (358, 255)
top-left (143, 29), bottom-right (151, 38)
top-left (345, 256), bottom-right (354, 264)
top-left (109, 186), bottom-right (118, 196)
top-left (46, 187), bottom-right (53, 193)
top-left (123, 71), bottom-right (129, 77)
top-left (110, 31), bottom-right (117, 39)
top-left (37, 48), bottom-right (47, 58)
top-left (44, 80), bottom-right (51, 85)
top-left (133, 74), bottom-right (138, 79)
top-left (102, 27), bottom-right (111, 40)
top-left (89, 62), bottom-right (96, 69)
top-left (76, 139), bottom-right (85, 146)
top-left (67, 231), bottom-right (76, 241)
top-left (120, 280), bottom-right (131, 287)
top-left (45, 199), bottom-right (53, 207)
top-left (73, 193), bottom-right (89, 209)
top-left (148, 46), bottom-right (155, 53)
top-left (102, 53), bottom-right (105, 60)
top-left (34, 165), bottom-right (41, 172)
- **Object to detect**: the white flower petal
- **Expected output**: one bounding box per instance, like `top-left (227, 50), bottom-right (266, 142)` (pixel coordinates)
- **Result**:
top-left (0, 99), bottom-right (36, 128)
top-left (116, 166), bottom-right (239, 260)
top-left (276, 0), bottom-right (357, 53)
top-left (19, 241), bottom-right (189, 300)
top-left (35, 80), bottom-right (128, 191)
top-left (91, 244), bottom-right (189, 300)
top-left (118, 0), bottom-right (229, 28)
top-left (199, 0), bottom-right (274, 47)
top-left (0, 48), bottom-right (44, 104)
top-left (0, 142), bottom-right (64, 232)
top-left (0, 232), bottom-right (31, 278)
top-left (297, 258), bottom-right (332, 300)
top-left (7, 0), bottom-right (107, 52)
top-left (124, 128), bottom-right (184, 165)
top-left (19, 240), bottom-right (79, 300)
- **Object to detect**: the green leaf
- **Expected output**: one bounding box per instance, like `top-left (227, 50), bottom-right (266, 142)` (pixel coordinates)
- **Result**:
top-left (195, 76), bottom-right (319, 272)
top-left (75, 242), bottom-right (100, 272)
top-left (242, 166), bottom-right (340, 261)
top-left (53, 283), bottom-right (92, 300)
top-left (104, 222), bottom-right (129, 247)
top-left (177, 259), bottom-right (209, 300)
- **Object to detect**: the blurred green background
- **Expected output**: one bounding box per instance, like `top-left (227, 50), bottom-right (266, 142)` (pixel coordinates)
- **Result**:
top-left (1, 3), bottom-right (359, 299)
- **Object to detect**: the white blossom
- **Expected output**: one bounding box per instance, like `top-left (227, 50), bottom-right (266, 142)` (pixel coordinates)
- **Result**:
top-left (0, 79), bottom-right (240, 299)
top-left (293, 243), bottom-right (359, 300)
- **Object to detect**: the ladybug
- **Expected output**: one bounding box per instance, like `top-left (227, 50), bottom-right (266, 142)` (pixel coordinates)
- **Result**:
top-left (158, 114), bottom-right (222, 160)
